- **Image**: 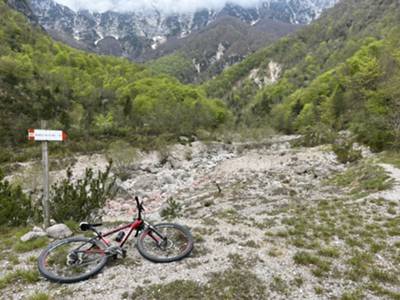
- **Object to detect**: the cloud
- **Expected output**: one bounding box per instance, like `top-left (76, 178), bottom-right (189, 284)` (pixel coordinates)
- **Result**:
top-left (53, 0), bottom-right (265, 14)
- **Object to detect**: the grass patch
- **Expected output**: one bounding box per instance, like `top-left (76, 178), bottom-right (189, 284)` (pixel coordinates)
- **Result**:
top-left (340, 289), bottom-right (364, 300)
top-left (0, 269), bottom-right (40, 290)
top-left (131, 268), bottom-right (267, 300)
top-left (13, 236), bottom-right (49, 253)
top-left (217, 208), bottom-right (241, 224)
top-left (214, 236), bottom-right (236, 245)
top-left (293, 251), bottom-right (331, 277)
top-left (369, 268), bottom-right (399, 284)
top-left (346, 250), bottom-right (374, 281)
top-left (318, 246), bottom-right (341, 258)
top-left (270, 276), bottom-right (289, 295)
top-left (379, 151), bottom-right (400, 168)
top-left (329, 161), bottom-right (393, 195)
top-left (27, 292), bottom-right (52, 300)
top-left (239, 240), bottom-right (260, 248)
top-left (368, 283), bottom-right (400, 300)
top-left (0, 227), bottom-right (31, 252)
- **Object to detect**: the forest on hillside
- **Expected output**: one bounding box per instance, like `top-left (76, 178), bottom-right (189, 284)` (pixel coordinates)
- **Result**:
top-left (0, 0), bottom-right (230, 162)
top-left (204, 0), bottom-right (400, 151)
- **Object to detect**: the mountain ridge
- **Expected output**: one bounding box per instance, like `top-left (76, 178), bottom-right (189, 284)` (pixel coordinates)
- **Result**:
top-left (26, 0), bottom-right (337, 81)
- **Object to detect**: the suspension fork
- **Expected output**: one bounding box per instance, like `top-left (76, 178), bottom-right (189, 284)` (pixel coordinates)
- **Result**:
top-left (146, 224), bottom-right (167, 245)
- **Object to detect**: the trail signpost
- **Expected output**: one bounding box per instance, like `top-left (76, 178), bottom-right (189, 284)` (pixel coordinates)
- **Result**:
top-left (28, 121), bottom-right (67, 227)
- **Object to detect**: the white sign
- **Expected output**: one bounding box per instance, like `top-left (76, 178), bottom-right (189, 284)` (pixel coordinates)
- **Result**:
top-left (28, 129), bottom-right (67, 141)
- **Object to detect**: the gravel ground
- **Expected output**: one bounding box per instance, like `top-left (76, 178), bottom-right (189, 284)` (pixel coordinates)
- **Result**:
top-left (2, 137), bottom-right (400, 300)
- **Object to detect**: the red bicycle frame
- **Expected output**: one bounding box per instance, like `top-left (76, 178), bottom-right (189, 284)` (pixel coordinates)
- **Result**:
top-left (98, 219), bottom-right (144, 248)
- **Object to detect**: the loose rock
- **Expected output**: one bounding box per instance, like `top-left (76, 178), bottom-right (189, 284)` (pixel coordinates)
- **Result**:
top-left (46, 224), bottom-right (73, 239)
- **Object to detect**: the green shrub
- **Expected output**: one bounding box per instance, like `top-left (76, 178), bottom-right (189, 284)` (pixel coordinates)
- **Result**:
top-left (160, 197), bottom-right (183, 220)
top-left (332, 140), bottom-right (362, 164)
top-left (0, 169), bottom-right (32, 226)
top-left (300, 125), bottom-right (337, 147)
top-left (50, 162), bottom-right (117, 222)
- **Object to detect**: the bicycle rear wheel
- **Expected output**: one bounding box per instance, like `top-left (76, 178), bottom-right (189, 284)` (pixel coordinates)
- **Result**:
top-left (137, 223), bottom-right (194, 263)
top-left (38, 237), bottom-right (108, 283)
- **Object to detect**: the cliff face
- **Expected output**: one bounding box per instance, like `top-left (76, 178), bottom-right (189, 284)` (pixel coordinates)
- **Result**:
top-left (6, 0), bottom-right (38, 23)
top-left (19, 0), bottom-right (336, 82)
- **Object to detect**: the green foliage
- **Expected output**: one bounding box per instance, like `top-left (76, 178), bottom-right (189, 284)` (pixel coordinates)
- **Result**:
top-left (204, 0), bottom-right (400, 150)
top-left (267, 40), bottom-right (400, 150)
top-left (0, 169), bottom-right (32, 226)
top-left (332, 140), bottom-right (362, 164)
top-left (147, 53), bottom-right (196, 83)
top-left (0, 3), bottom-right (230, 161)
top-left (300, 125), bottom-right (337, 147)
top-left (13, 236), bottom-right (49, 253)
top-left (330, 161), bottom-right (393, 195)
top-left (50, 162), bottom-right (116, 222)
top-left (160, 197), bottom-right (183, 220)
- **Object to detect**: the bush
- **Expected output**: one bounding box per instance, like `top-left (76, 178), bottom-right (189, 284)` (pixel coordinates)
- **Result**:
top-left (0, 169), bottom-right (32, 226)
top-left (50, 162), bottom-right (117, 222)
top-left (301, 125), bottom-right (337, 147)
top-left (160, 197), bottom-right (182, 220)
top-left (332, 140), bottom-right (362, 164)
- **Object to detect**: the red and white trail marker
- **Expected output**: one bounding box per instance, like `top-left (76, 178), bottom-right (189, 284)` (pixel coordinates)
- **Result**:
top-left (28, 128), bottom-right (67, 142)
top-left (27, 124), bottom-right (68, 228)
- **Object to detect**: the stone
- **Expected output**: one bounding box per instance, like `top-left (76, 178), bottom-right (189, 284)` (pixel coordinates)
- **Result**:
top-left (20, 229), bottom-right (47, 242)
top-left (46, 224), bottom-right (73, 239)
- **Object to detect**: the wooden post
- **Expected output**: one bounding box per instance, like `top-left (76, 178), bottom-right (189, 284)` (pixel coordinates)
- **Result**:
top-left (41, 120), bottom-right (50, 228)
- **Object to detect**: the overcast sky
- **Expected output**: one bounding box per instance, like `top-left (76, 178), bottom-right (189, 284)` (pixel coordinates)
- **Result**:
top-left (54, 0), bottom-right (265, 14)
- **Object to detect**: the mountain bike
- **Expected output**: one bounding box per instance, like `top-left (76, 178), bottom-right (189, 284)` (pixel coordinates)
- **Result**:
top-left (37, 197), bottom-right (194, 283)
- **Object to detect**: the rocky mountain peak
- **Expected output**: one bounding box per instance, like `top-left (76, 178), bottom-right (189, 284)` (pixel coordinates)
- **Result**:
top-left (20, 0), bottom-right (338, 81)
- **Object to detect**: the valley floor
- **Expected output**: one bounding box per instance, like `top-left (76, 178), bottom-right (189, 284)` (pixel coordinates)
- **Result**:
top-left (1, 136), bottom-right (400, 300)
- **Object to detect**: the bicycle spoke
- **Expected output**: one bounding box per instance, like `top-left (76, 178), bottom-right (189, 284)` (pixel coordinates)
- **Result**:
top-left (44, 240), bottom-right (105, 278)
top-left (141, 226), bottom-right (190, 259)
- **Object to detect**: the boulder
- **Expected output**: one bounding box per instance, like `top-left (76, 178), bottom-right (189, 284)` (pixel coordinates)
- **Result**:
top-left (20, 227), bottom-right (47, 242)
top-left (46, 224), bottom-right (73, 239)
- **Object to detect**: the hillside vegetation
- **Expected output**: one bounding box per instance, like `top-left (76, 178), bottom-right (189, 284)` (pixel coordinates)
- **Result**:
top-left (204, 0), bottom-right (400, 150)
top-left (0, 0), bottom-right (230, 162)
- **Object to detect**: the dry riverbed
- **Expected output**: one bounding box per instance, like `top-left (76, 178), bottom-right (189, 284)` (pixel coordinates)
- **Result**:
top-left (1, 136), bottom-right (400, 300)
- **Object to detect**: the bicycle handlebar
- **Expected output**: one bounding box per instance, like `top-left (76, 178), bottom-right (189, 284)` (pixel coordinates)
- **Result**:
top-left (135, 196), bottom-right (145, 219)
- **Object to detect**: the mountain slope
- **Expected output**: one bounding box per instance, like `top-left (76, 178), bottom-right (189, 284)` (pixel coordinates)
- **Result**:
top-left (0, 0), bottom-right (229, 161)
top-left (26, 0), bottom-right (336, 82)
top-left (205, 0), bottom-right (400, 150)
top-left (147, 16), bottom-right (302, 83)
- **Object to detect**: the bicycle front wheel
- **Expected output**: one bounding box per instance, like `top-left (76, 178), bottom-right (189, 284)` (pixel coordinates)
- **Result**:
top-left (38, 237), bottom-right (108, 283)
top-left (137, 223), bottom-right (194, 263)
